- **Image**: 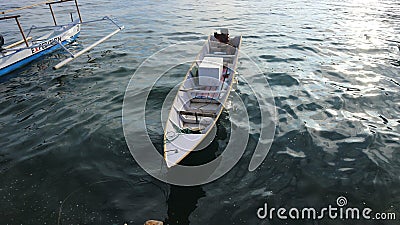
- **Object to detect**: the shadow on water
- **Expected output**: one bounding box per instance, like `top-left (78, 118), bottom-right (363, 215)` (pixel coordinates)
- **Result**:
top-left (164, 118), bottom-right (229, 224)
top-left (165, 185), bottom-right (205, 225)
top-left (163, 147), bottom-right (213, 225)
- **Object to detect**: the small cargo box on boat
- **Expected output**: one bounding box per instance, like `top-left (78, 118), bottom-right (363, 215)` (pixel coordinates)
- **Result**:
top-left (198, 57), bottom-right (223, 86)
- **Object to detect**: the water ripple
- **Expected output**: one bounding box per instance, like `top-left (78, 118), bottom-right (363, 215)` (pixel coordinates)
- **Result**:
top-left (1, 0), bottom-right (400, 224)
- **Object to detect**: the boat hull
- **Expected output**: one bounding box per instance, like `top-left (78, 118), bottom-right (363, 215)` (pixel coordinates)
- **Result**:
top-left (0, 23), bottom-right (80, 76)
top-left (164, 32), bottom-right (242, 167)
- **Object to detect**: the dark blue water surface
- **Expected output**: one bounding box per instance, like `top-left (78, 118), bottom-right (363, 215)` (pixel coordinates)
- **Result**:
top-left (1, 0), bottom-right (400, 224)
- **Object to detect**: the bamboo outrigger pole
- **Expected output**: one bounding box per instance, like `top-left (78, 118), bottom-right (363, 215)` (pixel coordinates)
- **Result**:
top-left (53, 26), bottom-right (124, 69)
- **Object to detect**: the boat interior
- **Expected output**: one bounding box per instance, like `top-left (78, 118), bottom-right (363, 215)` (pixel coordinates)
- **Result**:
top-left (168, 30), bottom-right (241, 134)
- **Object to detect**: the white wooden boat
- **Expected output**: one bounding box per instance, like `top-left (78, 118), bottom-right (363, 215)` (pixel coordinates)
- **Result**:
top-left (0, 0), bottom-right (123, 76)
top-left (164, 29), bottom-right (242, 168)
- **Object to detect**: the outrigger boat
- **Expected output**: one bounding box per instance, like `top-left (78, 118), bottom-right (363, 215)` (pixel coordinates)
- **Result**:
top-left (0, 0), bottom-right (124, 76)
top-left (164, 29), bottom-right (242, 168)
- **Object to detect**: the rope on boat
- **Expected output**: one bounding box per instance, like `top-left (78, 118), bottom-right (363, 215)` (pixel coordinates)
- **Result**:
top-left (1, 0), bottom-right (53, 15)
top-left (165, 130), bottom-right (180, 144)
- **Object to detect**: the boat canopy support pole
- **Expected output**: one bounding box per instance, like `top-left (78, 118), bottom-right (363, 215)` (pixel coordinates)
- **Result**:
top-left (74, 0), bottom-right (83, 23)
top-left (14, 16), bottom-right (29, 48)
top-left (46, 0), bottom-right (82, 24)
top-left (48, 4), bottom-right (57, 25)
top-left (53, 26), bottom-right (125, 70)
top-left (0, 15), bottom-right (29, 48)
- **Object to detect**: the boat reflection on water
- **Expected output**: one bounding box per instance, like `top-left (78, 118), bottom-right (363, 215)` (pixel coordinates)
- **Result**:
top-left (165, 185), bottom-right (205, 225)
top-left (164, 119), bottom-right (228, 224)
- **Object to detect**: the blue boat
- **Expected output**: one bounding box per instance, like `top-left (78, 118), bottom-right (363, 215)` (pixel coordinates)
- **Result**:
top-left (0, 18), bottom-right (80, 76)
top-left (0, 0), bottom-right (124, 76)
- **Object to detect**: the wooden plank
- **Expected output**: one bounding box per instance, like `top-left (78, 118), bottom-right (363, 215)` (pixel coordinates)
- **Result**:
top-left (205, 54), bottom-right (236, 58)
top-left (179, 89), bottom-right (226, 94)
top-left (179, 110), bottom-right (216, 118)
top-left (4, 37), bottom-right (32, 49)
